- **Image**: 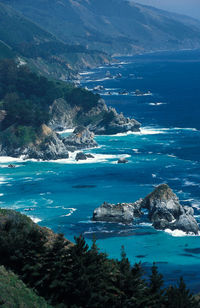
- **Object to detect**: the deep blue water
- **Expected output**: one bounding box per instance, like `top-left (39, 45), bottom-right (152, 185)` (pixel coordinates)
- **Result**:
top-left (1, 50), bottom-right (200, 291)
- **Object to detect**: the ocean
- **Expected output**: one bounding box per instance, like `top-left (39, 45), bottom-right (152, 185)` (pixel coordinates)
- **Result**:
top-left (1, 49), bottom-right (200, 291)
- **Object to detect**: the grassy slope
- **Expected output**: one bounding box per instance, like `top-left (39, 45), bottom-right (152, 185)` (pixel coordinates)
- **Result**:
top-left (0, 266), bottom-right (52, 308)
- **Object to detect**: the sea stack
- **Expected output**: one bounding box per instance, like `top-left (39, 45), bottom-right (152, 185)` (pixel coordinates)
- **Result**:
top-left (141, 184), bottom-right (199, 235)
top-left (92, 184), bottom-right (199, 235)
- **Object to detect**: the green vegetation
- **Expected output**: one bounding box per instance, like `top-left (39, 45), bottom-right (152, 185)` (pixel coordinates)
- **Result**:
top-left (0, 59), bottom-right (100, 148)
top-left (0, 266), bottom-right (52, 308)
top-left (3, 0), bottom-right (200, 55)
top-left (0, 2), bottom-right (109, 79)
top-left (0, 208), bottom-right (199, 308)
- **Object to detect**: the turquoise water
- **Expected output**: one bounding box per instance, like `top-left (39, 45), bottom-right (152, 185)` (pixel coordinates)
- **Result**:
top-left (1, 50), bottom-right (200, 290)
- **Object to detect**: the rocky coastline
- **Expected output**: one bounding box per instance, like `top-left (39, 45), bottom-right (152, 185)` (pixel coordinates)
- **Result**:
top-left (49, 98), bottom-right (140, 136)
top-left (92, 184), bottom-right (199, 235)
top-left (0, 125), bottom-right (98, 161)
top-left (0, 97), bottom-right (140, 160)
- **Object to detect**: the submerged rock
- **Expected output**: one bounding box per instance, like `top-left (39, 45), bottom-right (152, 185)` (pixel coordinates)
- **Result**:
top-left (92, 200), bottom-right (142, 224)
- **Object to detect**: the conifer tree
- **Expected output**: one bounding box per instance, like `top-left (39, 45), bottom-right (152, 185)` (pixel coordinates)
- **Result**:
top-left (165, 277), bottom-right (199, 308)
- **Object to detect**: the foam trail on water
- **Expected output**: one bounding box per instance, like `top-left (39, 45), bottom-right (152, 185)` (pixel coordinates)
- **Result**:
top-left (61, 208), bottom-right (77, 217)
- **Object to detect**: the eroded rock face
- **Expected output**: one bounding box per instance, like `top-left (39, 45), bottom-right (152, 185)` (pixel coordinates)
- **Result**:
top-left (88, 103), bottom-right (141, 135)
top-left (92, 184), bottom-right (199, 234)
top-left (93, 200), bottom-right (142, 224)
top-left (48, 98), bottom-right (141, 135)
top-left (63, 126), bottom-right (98, 151)
top-left (141, 184), bottom-right (199, 234)
top-left (0, 124), bottom-right (69, 160)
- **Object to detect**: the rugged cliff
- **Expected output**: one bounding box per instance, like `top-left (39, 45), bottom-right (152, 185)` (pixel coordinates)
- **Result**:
top-left (49, 98), bottom-right (141, 135)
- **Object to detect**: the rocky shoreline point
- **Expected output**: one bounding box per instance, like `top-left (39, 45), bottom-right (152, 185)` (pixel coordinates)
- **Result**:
top-left (0, 98), bottom-right (140, 160)
top-left (92, 184), bottom-right (199, 235)
top-left (0, 125), bottom-right (98, 160)
top-left (49, 98), bottom-right (141, 135)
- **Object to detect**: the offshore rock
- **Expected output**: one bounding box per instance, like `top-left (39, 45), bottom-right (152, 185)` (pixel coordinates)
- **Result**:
top-left (92, 200), bottom-right (142, 224)
top-left (92, 184), bottom-right (199, 234)
top-left (63, 126), bottom-right (98, 151)
top-left (118, 158), bottom-right (128, 164)
top-left (141, 184), bottom-right (199, 234)
top-left (75, 152), bottom-right (87, 161)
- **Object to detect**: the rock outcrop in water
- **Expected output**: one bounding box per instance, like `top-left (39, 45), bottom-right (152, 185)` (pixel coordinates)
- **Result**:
top-left (92, 184), bottom-right (199, 234)
top-left (141, 184), bottom-right (199, 235)
top-left (49, 98), bottom-right (140, 135)
top-left (63, 126), bottom-right (98, 151)
top-left (87, 102), bottom-right (141, 135)
top-left (93, 200), bottom-right (143, 224)
top-left (0, 124), bottom-right (97, 160)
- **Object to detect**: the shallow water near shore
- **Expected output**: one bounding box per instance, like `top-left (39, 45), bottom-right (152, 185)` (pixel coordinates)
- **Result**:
top-left (1, 50), bottom-right (200, 291)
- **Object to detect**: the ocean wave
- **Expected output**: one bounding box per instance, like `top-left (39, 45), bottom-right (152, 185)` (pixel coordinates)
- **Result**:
top-left (57, 128), bottom-right (74, 134)
top-left (60, 208), bottom-right (77, 217)
top-left (28, 216), bottom-right (42, 223)
top-left (173, 127), bottom-right (198, 132)
top-left (48, 153), bottom-right (130, 164)
top-left (139, 222), bottom-right (153, 227)
top-left (149, 102), bottom-right (166, 106)
top-left (79, 71), bottom-right (95, 76)
top-left (0, 177), bottom-right (10, 185)
top-left (183, 180), bottom-right (200, 187)
top-left (93, 77), bottom-right (111, 82)
top-left (165, 228), bottom-right (199, 237)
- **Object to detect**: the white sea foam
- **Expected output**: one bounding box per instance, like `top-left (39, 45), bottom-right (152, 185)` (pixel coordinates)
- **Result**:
top-left (183, 180), bottom-right (200, 187)
top-left (111, 127), bottom-right (169, 137)
top-left (165, 229), bottom-right (199, 237)
top-left (0, 193), bottom-right (4, 196)
top-left (29, 216), bottom-right (42, 223)
top-left (174, 127), bottom-right (198, 132)
top-left (94, 77), bottom-right (113, 82)
top-left (149, 102), bottom-right (166, 106)
top-left (0, 177), bottom-right (9, 184)
top-left (0, 156), bottom-right (24, 163)
top-left (61, 208), bottom-right (77, 217)
top-left (48, 153), bottom-right (130, 164)
top-left (139, 222), bottom-right (153, 227)
top-left (167, 154), bottom-right (177, 158)
top-left (132, 149), bottom-right (140, 153)
top-left (79, 71), bottom-right (94, 76)
top-left (57, 128), bottom-right (74, 134)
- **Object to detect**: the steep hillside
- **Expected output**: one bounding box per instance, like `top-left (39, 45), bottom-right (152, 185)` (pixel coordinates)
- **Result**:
top-left (0, 2), bottom-right (110, 79)
top-left (0, 266), bottom-right (52, 308)
top-left (2, 0), bottom-right (200, 55)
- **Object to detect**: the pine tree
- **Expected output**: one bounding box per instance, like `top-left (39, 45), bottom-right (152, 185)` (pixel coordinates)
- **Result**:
top-left (165, 277), bottom-right (199, 308)
top-left (144, 262), bottom-right (164, 308)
